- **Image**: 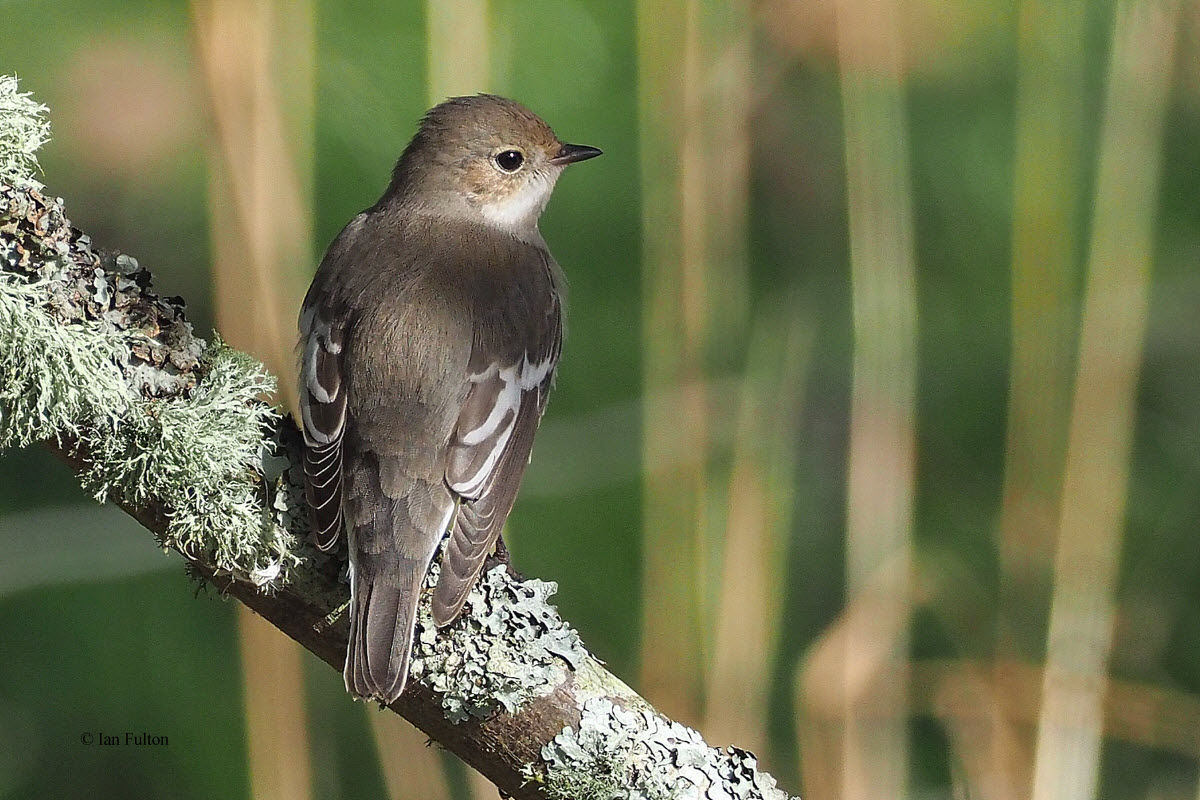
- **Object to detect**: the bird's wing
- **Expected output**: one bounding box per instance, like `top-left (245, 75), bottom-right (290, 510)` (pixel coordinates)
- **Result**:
top-left (299, 304), bottom-right (348, 551)
top-left (434, 288), bottom-right (562, 626)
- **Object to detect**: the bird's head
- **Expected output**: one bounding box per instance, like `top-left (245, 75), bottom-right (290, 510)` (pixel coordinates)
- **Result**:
top-left (389, 94), bottom-right (601, 241)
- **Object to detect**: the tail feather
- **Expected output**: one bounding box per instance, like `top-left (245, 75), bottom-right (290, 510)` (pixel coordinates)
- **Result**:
top-left (344, 563), bottom-right (425, 703)
top-left (340, 461), bottom-right (454, 702)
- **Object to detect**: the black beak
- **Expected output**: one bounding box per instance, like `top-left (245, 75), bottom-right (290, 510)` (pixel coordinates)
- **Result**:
top-left (550, 143), bottom-right (603, 166)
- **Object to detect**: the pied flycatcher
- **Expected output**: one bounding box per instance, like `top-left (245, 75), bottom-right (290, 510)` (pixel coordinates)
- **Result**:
top-left (299, 95), bottom-right (601, 702)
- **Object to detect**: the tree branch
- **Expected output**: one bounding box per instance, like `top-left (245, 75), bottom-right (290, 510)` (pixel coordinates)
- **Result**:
top-left (0, 77), bottom-right (796, 800)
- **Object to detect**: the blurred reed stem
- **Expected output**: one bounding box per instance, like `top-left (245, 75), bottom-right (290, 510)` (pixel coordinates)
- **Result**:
top-left (830, 0), bottom-right (918, 795)
top-left (687, 0), bottom-right (802, 764)
top-left (192, 1), bottom-right (315, 798)
top-left (706, 304), bottom-right (809, 757)
top-left (426, 0), bottom-right (489, 101)
top-left (637, 0), bottom-right (753, 724)
top-left (1030, 3), bottom-right (1180, 799)
top-left (369, 711), bottom-right (454, 800)
top-left (995, 0), bottom-right (1088, 788)
top-left (192, 0), bottom-right (313, 412)
top-left (643, 0), bottom-right (703, 726)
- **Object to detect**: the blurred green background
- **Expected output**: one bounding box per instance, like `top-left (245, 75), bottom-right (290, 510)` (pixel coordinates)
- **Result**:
top-left (2, 1), bottom-right (1199, 799)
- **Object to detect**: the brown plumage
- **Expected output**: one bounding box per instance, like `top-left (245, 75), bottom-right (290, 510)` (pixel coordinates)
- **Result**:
top-left (299, 95), bottom-right (600, 702)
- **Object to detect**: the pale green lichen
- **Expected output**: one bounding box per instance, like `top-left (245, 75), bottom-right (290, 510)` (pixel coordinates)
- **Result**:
top-left (571, 655), bottom-right (640, 705)
top-left (261, 421), bottom-right (314, 556)
top-left (76, 343), bottom-right (298, 580)
top-left (411, 563), bottom-right (588, 722)
top-left (0, 75), bottom-right (50, 189)
top-left (0, 274), bottom-right (132, 447)
top-left (0, 84), bottom-right (303, 586)
top-left (530, 698), bottom-right (795, 800)
top-left (0, 244), bottom-right (301, 582)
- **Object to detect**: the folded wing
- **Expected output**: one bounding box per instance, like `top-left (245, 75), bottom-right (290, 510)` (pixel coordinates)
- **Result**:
top-left (433, 299), bottom-right (562, 626)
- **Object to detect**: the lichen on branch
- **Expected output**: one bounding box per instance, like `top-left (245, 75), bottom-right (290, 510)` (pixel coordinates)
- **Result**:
top-left (0, 153), bottom-right (302, 585)
top-left (0, 75), bottom-right (50, 190)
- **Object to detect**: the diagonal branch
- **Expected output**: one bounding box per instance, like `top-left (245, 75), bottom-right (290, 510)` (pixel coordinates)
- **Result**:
top-left (0, 77), bottom-right (796, 800)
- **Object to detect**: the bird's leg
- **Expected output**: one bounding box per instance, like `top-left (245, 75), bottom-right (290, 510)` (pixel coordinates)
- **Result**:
top-left (486, 534), bottom-right (524, 580)
top-left (492, 535), bottom-right (511, 565)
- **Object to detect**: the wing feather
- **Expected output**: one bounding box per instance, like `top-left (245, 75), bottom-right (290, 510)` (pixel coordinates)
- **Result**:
top-left (300, 307), bottom-right (347, 551)
top-left (432, 294), bottom-right (562, 626)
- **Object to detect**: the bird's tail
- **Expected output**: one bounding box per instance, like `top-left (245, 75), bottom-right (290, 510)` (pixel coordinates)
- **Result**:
top-left (344, 560), bottom-right (426, 703)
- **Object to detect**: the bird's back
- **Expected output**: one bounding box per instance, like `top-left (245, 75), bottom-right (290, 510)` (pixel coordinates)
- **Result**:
top-left (300, 202), bottom-right (564, 701)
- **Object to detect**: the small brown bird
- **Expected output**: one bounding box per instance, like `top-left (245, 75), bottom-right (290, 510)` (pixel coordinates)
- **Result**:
top-left (299, 95), bottom-right (600, 703)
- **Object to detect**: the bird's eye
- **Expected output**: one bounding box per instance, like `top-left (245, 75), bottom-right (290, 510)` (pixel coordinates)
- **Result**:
top-left (494, 149), bottom-right (525, 173)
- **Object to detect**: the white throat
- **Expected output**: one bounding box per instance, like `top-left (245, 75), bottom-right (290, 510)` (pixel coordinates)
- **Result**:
top-left (477, 172), bottom-right (556, 240)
